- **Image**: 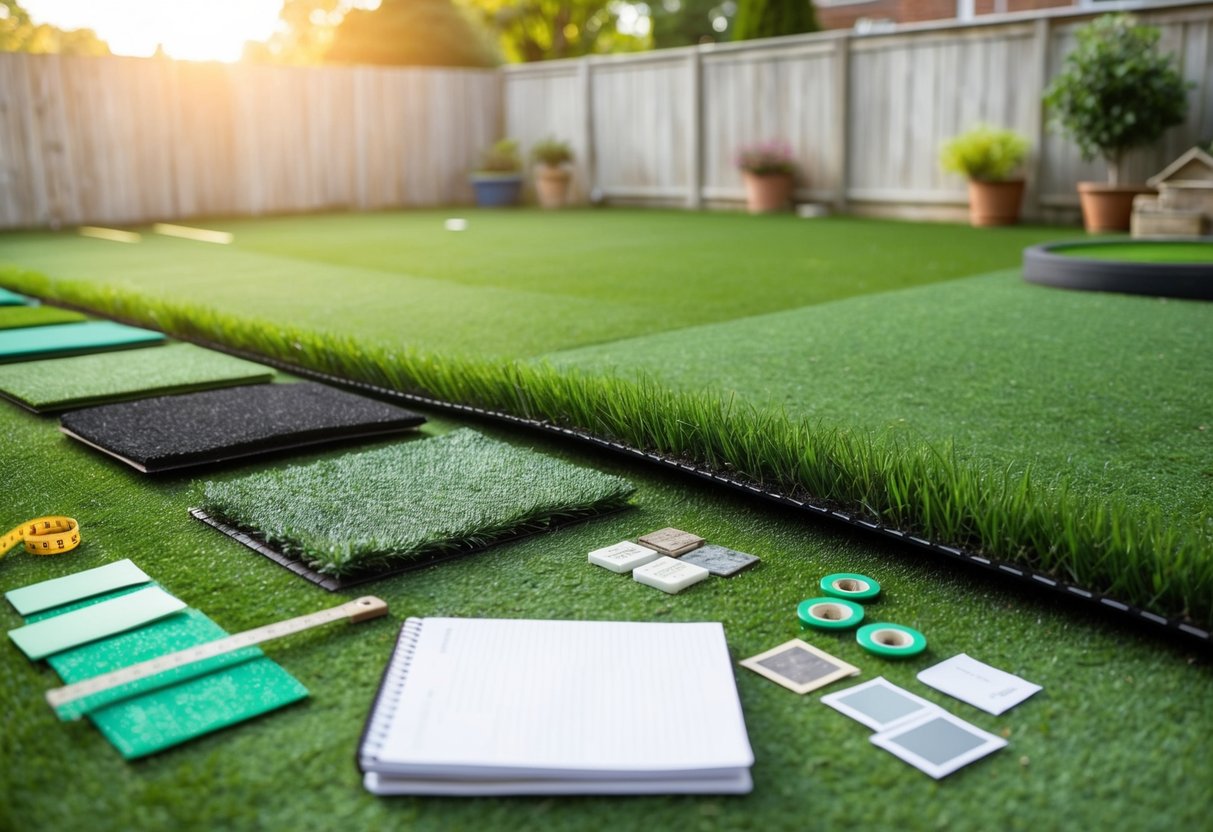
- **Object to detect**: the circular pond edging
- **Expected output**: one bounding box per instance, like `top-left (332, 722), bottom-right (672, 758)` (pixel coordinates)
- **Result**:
top-left (1022, 238), bottom-right (1213, 301)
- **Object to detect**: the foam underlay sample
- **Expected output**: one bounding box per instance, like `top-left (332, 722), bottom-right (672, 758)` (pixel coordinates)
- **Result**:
top-left (199, 427), bottom-right (637, 578)
top-left (0, 305), bottom-right (87, 330)
top-left (59, 381), bottom-right (426, 472)
top-left (0, 320), bottom-right (165, 363)
top-left (23, 585), bottom-right (308, 759)
top-left (0, 287), bottom-right (29, 305)
top-left (0, 342), bottom-right (274, 413)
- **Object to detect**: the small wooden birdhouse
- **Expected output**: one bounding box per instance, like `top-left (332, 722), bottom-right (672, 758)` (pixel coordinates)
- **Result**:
top-left (1132, 146), bottom-right (1213, 238)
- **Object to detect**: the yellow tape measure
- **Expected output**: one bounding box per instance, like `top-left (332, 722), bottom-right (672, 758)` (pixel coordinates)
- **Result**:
top-left (1, 516), bottom-right (81, 560)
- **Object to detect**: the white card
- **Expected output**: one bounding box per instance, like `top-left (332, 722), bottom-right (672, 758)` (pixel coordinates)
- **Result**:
top-left (916, 654), bottom-right (1042, 716)
top-left (870, 711), bottom-right (1007, 779)
top-left (819, 677), bottom-right (940, 732)
top-left (588, 541), bottom-right (661, 574)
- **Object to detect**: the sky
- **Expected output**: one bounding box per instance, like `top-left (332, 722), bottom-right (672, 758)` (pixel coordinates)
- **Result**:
top-left (21, 0), bottom-right (287, 61)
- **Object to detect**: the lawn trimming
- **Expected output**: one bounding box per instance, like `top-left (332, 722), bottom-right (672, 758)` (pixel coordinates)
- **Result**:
top-left (1, 210), bottom-right (1208, 629)
top-left (1, 372), bottom-right (1211, 832)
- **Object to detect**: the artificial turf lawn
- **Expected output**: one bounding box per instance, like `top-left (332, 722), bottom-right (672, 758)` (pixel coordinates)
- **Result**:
top-left (0, 305), bottom-right (86, 329)
top-left (1, 392), bottom-right (1211, 832)
top-left (200, 427), bottom-right (637, 575)
top-left (1053, 241), bottom-right (1213, 262)
top-left (0, 342), bottom-right (273, 412)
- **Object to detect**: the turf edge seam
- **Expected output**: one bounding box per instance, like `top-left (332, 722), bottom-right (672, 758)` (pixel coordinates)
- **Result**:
top-left (14, 292), bottom-right (1210, 648)
top-left (170, 334), bottom-right (1212, 649)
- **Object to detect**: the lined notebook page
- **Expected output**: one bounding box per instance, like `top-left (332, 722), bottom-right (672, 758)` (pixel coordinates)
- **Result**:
top-left (369, 618), bottom-right (753, 777)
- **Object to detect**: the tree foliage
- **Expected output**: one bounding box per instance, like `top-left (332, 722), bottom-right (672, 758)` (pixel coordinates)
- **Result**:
top-left (731, 0), bottom-right (817, 43)
top-left (1044, 14), bottom-right (1188, 184)
top-left (326, 0), bottom-right (499, 67)
top-left (0, 0), bottom-right (109, 56)
top-left (651, 0), bottom-right (736, 49)
top-left (458, 0), bottom-right (647, 63)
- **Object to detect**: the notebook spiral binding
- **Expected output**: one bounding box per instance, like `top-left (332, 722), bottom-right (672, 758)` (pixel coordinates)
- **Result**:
top-left (360, 617), bottom-right (423, 764)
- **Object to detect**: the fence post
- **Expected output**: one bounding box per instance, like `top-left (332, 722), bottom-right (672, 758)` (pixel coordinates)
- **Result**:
top-left (687, 48), bottom-right (703, 210)
top-left (832, 32), bottom-right (851, 214)
top-left (1026, 17), bottom-right (1051, 221)
top-left (579, 56), bottom-right (596, 203)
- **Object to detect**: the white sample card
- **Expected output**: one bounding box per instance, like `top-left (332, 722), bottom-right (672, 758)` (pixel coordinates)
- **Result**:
top-left (632, 556), bottom-right (709, 594)
top-left (916, 653), bottom-right (1042, 716)
top-left (589, 541), bottom-right (662, 574)
top-left (740, 639), bottom-right (859, 695)
top-left (819, 677), bottom-right (940, 732)
top-left (870, 711), bottom-right (1007, 779)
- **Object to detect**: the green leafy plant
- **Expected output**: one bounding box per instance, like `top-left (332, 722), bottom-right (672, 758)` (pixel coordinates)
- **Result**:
top-left (476, 138), bottom-right (522, 174)
top-left (1044, 13), bottom-right (1189, 184)
top-left (735, 140), bottom-right (796, 176)
top-left (530, 137), bottom-right (573, 167)
top-left (940, 125), bottom-right (1029, 182)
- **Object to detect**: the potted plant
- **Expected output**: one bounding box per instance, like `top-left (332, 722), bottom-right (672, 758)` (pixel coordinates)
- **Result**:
top-left (530, 137), bottom-right (574, 209)
top-left (1044, 14), bottom-right (1189, 232)
top-left (736, 140), bottom-right (796, 213)
top-left (470, 139), bottom-right (524, 207)
top-left (939, 125), bottom-right (1030, 227)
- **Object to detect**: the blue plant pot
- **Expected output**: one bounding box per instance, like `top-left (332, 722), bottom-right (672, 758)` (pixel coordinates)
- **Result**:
top-left (470, 174), bottom-right (523, 207)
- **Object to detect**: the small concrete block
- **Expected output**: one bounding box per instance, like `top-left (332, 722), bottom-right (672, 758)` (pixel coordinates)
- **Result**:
top-left (637, 527), bottom-right (705, 556)
top-left (589, 541), bottom-right (662, 574)
top-left (679, 544), bottom-right (760, 577)
top-left (797, 203), bottom-right (830, 219)
top-left (632, 556), bottom-right (710, 594)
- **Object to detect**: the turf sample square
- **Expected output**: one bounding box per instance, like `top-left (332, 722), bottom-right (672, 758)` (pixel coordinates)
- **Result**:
top-left (0, 305), bottom-right (87, 330)
top-left (679, 544), bottom-right (760, 577)
top-left (0, 320), bottom-right (165, 363)
top-left (59, 382), bottom-right (426, 473)
top-left (196, 428), bottom-right (636, 587)
top-left (0, 342), bottom-right (274, 413)
top-left (637, 527), bottom-right (705, 556)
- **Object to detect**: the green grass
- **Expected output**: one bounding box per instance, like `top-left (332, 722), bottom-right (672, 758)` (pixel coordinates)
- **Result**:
top-left (0, 304), bottom-right (86, 329)
top-left (1, 378), bottom-right (1211, 832)
top-left (1053, 240), bottom-right (1213, 262)
top-left (0, 342), bottom-right (274, 411)
top-left (200, 427), bottom-right (636, 575)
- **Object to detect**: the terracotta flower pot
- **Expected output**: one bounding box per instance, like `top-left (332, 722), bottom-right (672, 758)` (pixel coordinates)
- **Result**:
top-left (967, 179), bottom-right (1024, 227)
top-left (1077, 183), bottom-right (1155, 233)
top-left (535, 165), bottom-right (572, 209)
top-left (742, 171), bottom-right (793, 214)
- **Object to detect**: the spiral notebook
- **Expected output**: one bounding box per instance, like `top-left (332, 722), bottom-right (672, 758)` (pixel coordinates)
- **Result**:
top-left (357, 618), bottom-right (754, 796)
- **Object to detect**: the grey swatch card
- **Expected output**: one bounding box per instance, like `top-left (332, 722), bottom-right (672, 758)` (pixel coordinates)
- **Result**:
top-left (870, 711), bottom-right (1007, 779)
top-left (819, 677), bottom-right (940, 731)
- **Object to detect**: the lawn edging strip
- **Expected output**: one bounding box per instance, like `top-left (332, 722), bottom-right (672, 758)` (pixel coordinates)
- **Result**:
top-left (3, 267), bottom-right (1210, 641)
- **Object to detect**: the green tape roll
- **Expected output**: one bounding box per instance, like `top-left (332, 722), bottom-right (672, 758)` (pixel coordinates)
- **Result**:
top-left (856, 622), bottom-right (927, 658)
top-left (820, 572), bottom-right (881, 602)
top-left (797, 597), bottom-right (865, 630)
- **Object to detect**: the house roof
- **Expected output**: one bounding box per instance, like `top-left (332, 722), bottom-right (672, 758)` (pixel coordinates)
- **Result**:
top-left (1148, 146), bottom-right (1213, 187)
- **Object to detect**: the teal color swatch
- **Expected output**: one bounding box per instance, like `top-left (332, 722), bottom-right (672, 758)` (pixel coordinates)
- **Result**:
top-left (0, 287), bottom-right (28, 305)
top-left (5, 559), bottom-right (151, 616)
top-left (8, 585), bottom-right (186, 660)
top-left (0, 320), bottom-right (165, 363)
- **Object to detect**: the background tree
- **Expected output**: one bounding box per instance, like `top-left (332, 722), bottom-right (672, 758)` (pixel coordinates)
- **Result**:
top-left (651, 0), bottom-right (737, 48)
top-left (457, 0), bottom-right (648, 63)
top-left (326, 0), bottom-right (499, 67)
top-left (731, 0), bottom-right (817, 42)
top-left (0, 0), bottom-right (109, 55)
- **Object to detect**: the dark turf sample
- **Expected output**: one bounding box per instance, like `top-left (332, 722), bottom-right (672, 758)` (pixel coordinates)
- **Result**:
top-left (58, 381), bottom-right (426, 472)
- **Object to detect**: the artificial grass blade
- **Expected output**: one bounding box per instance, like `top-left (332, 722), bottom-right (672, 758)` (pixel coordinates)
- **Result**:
top-left (199, 428), bottom-right (637, 576)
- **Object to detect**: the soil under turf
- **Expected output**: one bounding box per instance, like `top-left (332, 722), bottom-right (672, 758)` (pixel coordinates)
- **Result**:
top-left (1, 209), bottom-right (1211, 830)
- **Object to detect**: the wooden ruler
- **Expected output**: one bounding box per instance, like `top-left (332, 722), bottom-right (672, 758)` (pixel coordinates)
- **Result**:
top-left (46, 595), bottom-right (388, 716)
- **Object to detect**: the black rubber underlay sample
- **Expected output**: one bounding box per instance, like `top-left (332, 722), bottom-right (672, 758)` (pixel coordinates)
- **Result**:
top-left (59, 381), bottom-right (426, 473)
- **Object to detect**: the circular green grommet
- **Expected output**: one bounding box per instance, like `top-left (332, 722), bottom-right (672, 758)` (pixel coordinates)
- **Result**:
top-left (856, 622), bottom-right (927, 658)
top-left (820, 572), bottom-right (881, 602)
top-left (797, 597), bottom-right (865, 630)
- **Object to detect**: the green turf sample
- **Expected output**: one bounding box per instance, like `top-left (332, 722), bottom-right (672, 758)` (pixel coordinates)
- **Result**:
top-left (199, 428), bottom-right (637, 575)
top-left (0, 305), bottom-right (86, 330)
top-left (0, 320), bottom-right (164, 363)
top-left (2, 399), bottom-right (1212, 831)
top-left (0, 342), bottom-right (274, 412)
top-left (1053, 241), bottom-right (1213, 262)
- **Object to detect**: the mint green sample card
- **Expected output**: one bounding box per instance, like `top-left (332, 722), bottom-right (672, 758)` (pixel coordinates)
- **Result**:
top-left (46, 607), bottom-right (308, 759)
top-left (8, 586), bottom-right (186, 660)
top-left (0, 321), bottom-right (165, 363)
top-left (5, 559), bottom-right (151, 616)
top-left (0, 287), bottom-right (28, 306)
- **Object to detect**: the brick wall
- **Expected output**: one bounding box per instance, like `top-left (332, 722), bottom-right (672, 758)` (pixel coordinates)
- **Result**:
top-left (816, 0), bottom-right (1080, 30)
top-left (816, 1), bottom-right (900, 30)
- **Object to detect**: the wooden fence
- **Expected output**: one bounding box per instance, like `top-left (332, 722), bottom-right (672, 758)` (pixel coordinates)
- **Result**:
top-left (0, 56), bottom-right (500, 229)
top-left (505, 0), bottom-right (1213, 220)
top-left (2, 1), bottom-right (1212, 228)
